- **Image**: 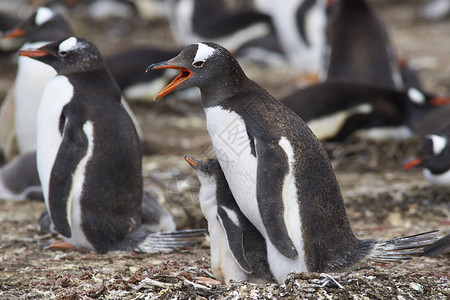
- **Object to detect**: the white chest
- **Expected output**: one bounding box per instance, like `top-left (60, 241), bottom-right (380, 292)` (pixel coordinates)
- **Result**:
top-left (424, 169), bottom-right (450, 192)
top-left (37, 75), bottom-right (74, 203)
top-left (36, 76), bottom-right (94, 250)
top-left (204, 107), bottom-right (307, 282)
top-left (205, 107), bottom-right (261, 231)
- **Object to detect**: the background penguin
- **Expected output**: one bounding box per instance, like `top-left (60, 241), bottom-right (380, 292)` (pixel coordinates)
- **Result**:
top-left (268, 0), bottom-right (329, 74)
top-left (280, 80), bottom-right (450, 141)
top-left (403, 131), bottom-right (450, 194)
top-left (322, 0), bottom-right (403, 89)
top-left (0, 151), bottom-right (42, 201)
top-left (104, 46), bottom-right (180, 102)
top-left (18, 37), bottom-right (204, 253)
top-left (166, 0), bottom-right (273, 52)
top-left (185, 155), bottom-right (275, 285)
top-left (3, 6), bottom-right (73, 155)
top-left (148, 42), bottom-right (439, 282)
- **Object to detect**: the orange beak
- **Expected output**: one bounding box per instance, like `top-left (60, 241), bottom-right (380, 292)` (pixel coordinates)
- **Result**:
top-left (402, 158), bottom-right (423, 170)
top-left (184, 155), bottom-right (198, 167)
top-left (17, 49), bottom-right (49, 58)
top-left (4, 28), bottom-right (26, 39)
top-left (431, 96), bottom-right (450, 106)
top-left (146, 62), bottom-right (193, 100)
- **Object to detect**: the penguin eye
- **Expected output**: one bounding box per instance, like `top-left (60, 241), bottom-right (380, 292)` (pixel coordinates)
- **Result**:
top-left (192, 60), bottom-right (204, 68)
top-left (59, 51), bottom-right (68, 57)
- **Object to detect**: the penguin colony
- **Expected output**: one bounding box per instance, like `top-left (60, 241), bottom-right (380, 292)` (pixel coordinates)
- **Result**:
top-left (0, 0), bottom-right (448, 287)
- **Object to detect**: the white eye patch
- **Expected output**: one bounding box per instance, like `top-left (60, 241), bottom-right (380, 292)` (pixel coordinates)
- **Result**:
top-left (35, 7), bottom-right (55, 26)
top-left (193, 43), bottom-right (216, 66)
top-left (428, 134), bottom-right (447, 156)
top-left (59, 37), bottom-right (78, 52)
top-left (408, 88), bottom-right (425, 105)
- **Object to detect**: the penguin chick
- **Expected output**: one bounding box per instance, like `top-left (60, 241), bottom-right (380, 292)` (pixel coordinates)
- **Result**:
top-left (185, 155), bottom-right (275, 285)
top-left (18, 37), bottom-right (204, 254)
top-left (403, 132), bottom-right (450, 194)
top-left (148, 42), bottom-right (440, 282)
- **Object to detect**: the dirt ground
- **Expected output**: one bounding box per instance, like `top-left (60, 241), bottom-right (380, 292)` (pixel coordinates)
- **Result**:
top-left (0, 0), bottom-right (449, 299)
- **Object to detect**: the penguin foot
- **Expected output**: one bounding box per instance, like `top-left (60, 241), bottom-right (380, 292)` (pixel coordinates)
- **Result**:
top-left (44, 240), bottom-right (77, 251)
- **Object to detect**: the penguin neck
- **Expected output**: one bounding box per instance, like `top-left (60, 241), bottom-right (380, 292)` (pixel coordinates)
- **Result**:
top-left (199, 68), bottom-right (249, 108)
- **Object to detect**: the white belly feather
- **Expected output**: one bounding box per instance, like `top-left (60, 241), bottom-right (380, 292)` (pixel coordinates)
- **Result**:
top-left (37, 75), bottom-right (93, 249)
top-left (205, 106), bottom-right (307, 282)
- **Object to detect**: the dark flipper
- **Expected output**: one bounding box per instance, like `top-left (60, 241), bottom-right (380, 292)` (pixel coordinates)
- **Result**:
top-left (255, 138), bottom-right (298, 259)
top-left (217, 206), bottom-right (253, 273)
top-left (48, 120), bottom-right (89, 238)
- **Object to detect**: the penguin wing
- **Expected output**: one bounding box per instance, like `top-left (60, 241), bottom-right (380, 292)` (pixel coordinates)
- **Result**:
top-left (255, 137), bottom-right (299, 259)
top-left (48, 120), bottom-right (89, 238)
top-left (217, 206), bottom-right (253, 274)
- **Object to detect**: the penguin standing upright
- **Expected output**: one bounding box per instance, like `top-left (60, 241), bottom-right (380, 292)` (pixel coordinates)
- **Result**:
top-left (18, 37), bottom-right (204, 253)
top-left (148, 42), bottom-right (439, 282)
top-left (4, 7), bottom-right (73, 154)
top-left (269, 0), bottom-right (329, 74)
top-left (185, 155), bottom-right (275, 285)
top-left (322, 0), bottom-right (403, 89)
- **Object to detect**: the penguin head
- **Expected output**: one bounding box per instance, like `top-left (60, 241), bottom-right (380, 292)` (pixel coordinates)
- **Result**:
top-left (403, 134), bottom-right (450, 174)
top-left (17, 36), bottom-right (105, 74)
top-left (184, 155), bottom-right (222, 184)
top-left (4, 7), bottom-right (72, 43)
top-left (407, 88), bottom-right (450, 108)
top-left (147, 42), bottom-right (245, 100)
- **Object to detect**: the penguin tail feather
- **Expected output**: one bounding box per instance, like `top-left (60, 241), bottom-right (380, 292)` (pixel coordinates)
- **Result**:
top-left (115, 228), bottom-right (207, 253)
top-left (369, 230), bottom-right (440, 262)
top-left (421, 233), bottom-right (450, 258)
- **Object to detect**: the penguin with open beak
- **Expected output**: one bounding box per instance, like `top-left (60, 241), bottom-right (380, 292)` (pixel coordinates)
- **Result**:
top-left (147, 42), bottom-right (439, 282)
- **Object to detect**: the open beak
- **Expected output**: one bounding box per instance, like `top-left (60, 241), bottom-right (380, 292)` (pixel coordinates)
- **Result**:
top-left (184, 155), bottom-right (199, 169)
top-left (431, 96), bottom-right (450, 106)
top-left (17, 49), bottom-right (49, 58)
top-left (146, 61), bottom-right (193, 100)
top-left (402, 157), bottom-right (423, 170)
top-left (3, 28), bottom-right (26, 39)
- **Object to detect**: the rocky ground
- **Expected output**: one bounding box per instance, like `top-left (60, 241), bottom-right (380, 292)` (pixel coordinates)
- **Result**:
top-left (0, 0), bottom-right (449, 299)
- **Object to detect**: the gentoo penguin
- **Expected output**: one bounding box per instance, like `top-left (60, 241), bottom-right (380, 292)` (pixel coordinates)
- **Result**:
top-left (18, 37), bottom-right (204, 253)
top-left (4, 7), bottom-right (72, 154)
top-left (148, 42), bottom-right (439, 282)
top-left (322, 0), bottom-right (403, 89)
top-left (423, 234), bottom-right (450, 257)
top-left (280, 80), bottom-right (450, 141)
top-left (403, 132), bottom-right (450, 194)
top-left (268, 0), bottom-right (329, 73)
top-left (185, 155), bottom-right (275, 285)
top-left (166, 0), bottom-right (273, 52)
